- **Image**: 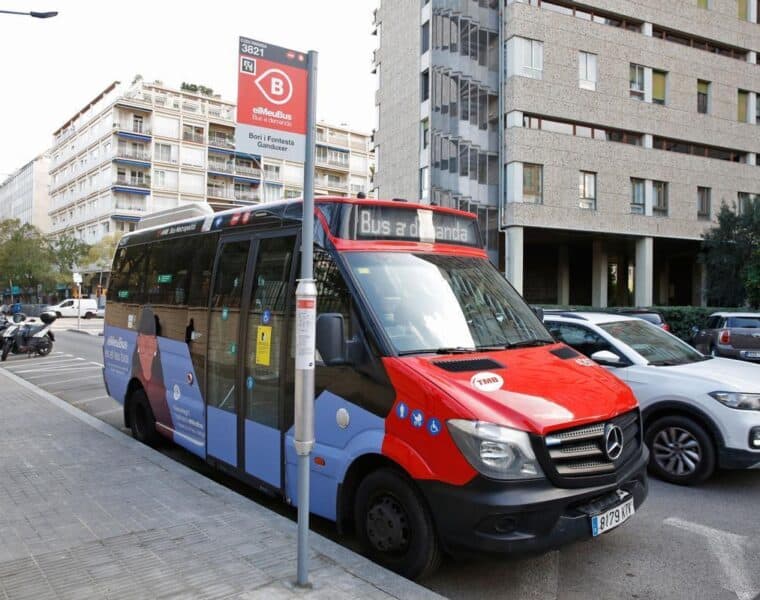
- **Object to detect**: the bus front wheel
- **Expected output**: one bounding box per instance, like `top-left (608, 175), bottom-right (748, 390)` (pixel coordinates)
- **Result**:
top-left (129, 389), bottom-right (160, 446)
top-left (354, 468), bottom-right (442, 581)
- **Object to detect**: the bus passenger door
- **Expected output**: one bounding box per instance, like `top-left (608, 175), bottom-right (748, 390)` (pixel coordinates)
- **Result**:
top-left (206, 238), bottom-right (253, 467)
top-left (241, 233), bottom-right (297, 488)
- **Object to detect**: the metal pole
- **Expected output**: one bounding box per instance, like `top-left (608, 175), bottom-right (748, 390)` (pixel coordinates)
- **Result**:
top-left (77, 283), bottom-right (81, 330)
top-left (294, 49), bottom-right (318, 588)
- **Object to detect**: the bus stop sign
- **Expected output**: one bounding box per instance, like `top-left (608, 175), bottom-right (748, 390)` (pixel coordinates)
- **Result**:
top-left (236, 37), bottom-right (308, 162)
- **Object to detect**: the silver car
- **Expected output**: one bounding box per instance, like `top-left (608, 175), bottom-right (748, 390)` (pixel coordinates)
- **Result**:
top-left (693, 312), bottom-right (760, 362)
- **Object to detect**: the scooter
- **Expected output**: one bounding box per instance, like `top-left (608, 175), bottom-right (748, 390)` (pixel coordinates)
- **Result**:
top-left (1, 311), bottom-right (56, 361)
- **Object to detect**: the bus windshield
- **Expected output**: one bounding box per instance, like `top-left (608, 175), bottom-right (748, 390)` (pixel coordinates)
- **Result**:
top-left (344, 252), bottom-right (553, 355)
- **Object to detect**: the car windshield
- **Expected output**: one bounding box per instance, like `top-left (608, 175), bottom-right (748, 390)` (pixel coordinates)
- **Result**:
top-left (599, 319), bottom-right (705, 365)
top-left (344, 252), bottom-right (553, 354)
top-left (727, 317), bottom-right (760, 328)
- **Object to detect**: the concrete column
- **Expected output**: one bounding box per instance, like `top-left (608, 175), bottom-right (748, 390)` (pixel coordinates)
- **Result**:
top-left (506, 162), bottom-right (523, 204)
top-left (506, 111), bottom-right (523, 128)
top-left (592, 240), bottom-right (608, 308)
top-left (635, 237), bottom-right (654, 307)
top-left (644, 67), bottom-right (653, 104)
top-left (643, 134), bottom-right (653, 149)
top-left (642, 22), bottom-right (653, 36)
top-left (557, 245), bottom-right (570, 305)
top-left (506, 226), bottom-right (524, 295)
top-left (750, 1), bottom-right (758, 24)
top-left (749, 153), bottom-right (758, 166)
top-left (749, 92), bottom-right (757, 125)
top-left (748, 51), bottom-right (757, 65)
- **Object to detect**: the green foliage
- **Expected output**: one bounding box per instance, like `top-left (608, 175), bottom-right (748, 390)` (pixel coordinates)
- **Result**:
top-left (0, 219), bottom-right (56, 292)
top-left (48, 232), bottom-right (90, 277)
top-left (86, 233), bottom-right (122, 270)
top-left (701, 201), bottom-right (760, 307)
top-left (180, 82), bottom-right (214, 96)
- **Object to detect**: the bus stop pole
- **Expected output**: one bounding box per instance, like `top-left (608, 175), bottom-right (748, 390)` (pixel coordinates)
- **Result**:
top-left (294, 49), bottom-right (318, 588)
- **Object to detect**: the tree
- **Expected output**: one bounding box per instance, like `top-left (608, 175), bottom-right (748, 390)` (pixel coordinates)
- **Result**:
top-left (48, 231), bottom-right (90, 277)
top-left (0, 219), bottom-right (56, 297)
top-left (86, 233), bottom-right (122, 283)
top-left (701, 202), bottom-right (760, 307)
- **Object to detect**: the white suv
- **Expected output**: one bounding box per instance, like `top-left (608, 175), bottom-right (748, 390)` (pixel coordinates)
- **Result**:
top-left (544, 312), bottom-right (760, 485)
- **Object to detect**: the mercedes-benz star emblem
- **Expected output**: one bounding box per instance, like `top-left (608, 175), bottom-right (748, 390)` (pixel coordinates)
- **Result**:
top-left (604, 424), bottom-right (625, 461)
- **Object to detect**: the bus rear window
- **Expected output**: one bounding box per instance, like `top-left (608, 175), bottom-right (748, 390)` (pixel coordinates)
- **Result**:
top-left (337, 204), bottom-right (482, 247)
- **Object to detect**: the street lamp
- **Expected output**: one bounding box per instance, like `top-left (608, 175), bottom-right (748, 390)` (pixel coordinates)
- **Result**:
top-left (0, 9), bottom-right (58, 18)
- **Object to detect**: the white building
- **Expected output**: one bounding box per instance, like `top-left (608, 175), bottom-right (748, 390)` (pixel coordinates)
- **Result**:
top-left (0, 154), bottom-right (51, 232)
top-left (48, 79), bottom-right (374, 244)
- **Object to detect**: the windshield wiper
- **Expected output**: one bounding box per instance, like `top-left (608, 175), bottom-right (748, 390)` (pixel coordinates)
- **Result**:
top-left (397, 346), bottom-right (478, 356)
top-left (649, 359), bottom-right (685, 366)
top-left (504, 338), bottom-right (555, 349)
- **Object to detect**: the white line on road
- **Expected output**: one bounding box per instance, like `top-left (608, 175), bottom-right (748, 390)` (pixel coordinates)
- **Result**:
top-left (4, 355), bottom-right (79, 368)
top-left (32, 374), bottom-right (104, 386)
top-left (14, 363), bottom-right (98, 375)
top-left (665, 517), bottom-right (759, 600)
top-left (93, 407), bottom-right (121, 417)
top-left (71, 395), bottom-right (111, 406)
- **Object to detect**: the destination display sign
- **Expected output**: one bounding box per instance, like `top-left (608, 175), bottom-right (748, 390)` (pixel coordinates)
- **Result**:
top-left (349, 205), bottom-right (481, 247)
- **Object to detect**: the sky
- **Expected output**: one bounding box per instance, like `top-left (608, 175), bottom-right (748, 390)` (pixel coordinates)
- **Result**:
top-left (0, 0), bottom-right (379, 179)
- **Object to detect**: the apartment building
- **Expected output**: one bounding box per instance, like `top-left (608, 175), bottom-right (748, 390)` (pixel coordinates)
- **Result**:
top-left (48, 79), bottom-right (373, 244)
top-left (374, 0), bottom-right (760, 307)
top-left (0, 154), bottom-right (51, 232)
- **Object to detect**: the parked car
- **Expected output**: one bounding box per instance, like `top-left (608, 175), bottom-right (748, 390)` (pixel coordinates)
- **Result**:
top-left (609, 308), bottom-right (670, 331)
top-left (544, 312), bottom-right (760, 485)
top-left (45, 298), bottom-right (98, 319)
top-left (692, 312), bottom-right (760, 362)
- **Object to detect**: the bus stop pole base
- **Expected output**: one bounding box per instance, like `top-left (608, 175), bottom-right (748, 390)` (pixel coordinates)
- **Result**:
top-left (296, 451), bottom-right (311, 587)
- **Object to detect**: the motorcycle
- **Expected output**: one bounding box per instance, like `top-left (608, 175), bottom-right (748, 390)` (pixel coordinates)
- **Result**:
top-left (1, 311), bottom-right (56, 361)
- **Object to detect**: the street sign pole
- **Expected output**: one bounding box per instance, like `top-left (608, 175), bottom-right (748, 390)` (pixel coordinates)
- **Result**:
top-left (294, 49), bottom-right (318, 589)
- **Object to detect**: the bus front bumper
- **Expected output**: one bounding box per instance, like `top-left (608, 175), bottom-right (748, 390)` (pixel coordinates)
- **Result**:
top-left (417, 449), bottom-right (648, 558)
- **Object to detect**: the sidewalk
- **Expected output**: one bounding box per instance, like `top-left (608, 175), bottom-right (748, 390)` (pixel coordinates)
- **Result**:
top-left (0, 369), bottom-right (441, 600)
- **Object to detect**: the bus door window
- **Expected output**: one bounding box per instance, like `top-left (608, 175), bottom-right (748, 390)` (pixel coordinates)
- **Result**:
top-left (207, 240), bottom-right (251, 414)
top-left (244, 235), bottom-right (296, 428)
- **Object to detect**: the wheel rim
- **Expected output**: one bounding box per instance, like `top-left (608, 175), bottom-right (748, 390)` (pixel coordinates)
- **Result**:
top-left (365, 493), bottom-right (410, 554)
top-left (653, 426), bottom-right (702, 476)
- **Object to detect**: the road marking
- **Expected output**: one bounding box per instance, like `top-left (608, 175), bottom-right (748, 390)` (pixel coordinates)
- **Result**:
top-left (93, 407), bottom-right (121, 417)
top-left (665, 517), bottom-right (759, 600)
top-left (34, 374), bottom-right (104, 386)
top-left (4, 355), bottom-right (78, 367)
top-left (13, 363), bottom-right (97, 375)
top-left (71, 395), bottom-right (111, 406)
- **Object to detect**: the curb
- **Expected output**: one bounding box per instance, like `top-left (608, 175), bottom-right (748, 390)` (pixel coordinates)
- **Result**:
top-left (0, 367), bottom-right (443, 600)
top-left (66, 328), bottom-right (102, 336)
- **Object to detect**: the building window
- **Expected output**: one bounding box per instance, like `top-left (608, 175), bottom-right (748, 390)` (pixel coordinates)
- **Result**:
top-left (653, 181), bottom-right (669, 216)
top-left (523, 163), bottom-right (543, 204)
top-left (132, 115), bottom-right (144, 134)
top-left (509, 37), bottom-right (543, 79)
top-left (630, 64), bottom-right (645, 100)
top-left (738, 192), bottom-right (759, 214)
top-left (738, 90), bottom-right (749, 122)
top-left (421, 20), bottom-right (430, 53)
top-left (697, 0), bottom-right (709, 8)
top-left (739, 0), bottom-right (749, 20)
top-left (697, 187), bottom-right (711, 219)
top-left (578, 51), bottom-right (597, 90)
top-left (652, 70), bottom-right (667, 105)
top-left (579, 171), bottom-right (596, 210)
top-left (756, 94), bottom-right (760, 125)
top-left (419, 167), bottom-right (429, 201)
top-left (631, 178), bottom-right (645, 214)
top-left (698, 80), bottom-right (710, 114)
top-left (421, 69), bottom-right (430, 102)
top-left (421, 119), bottom-right (429, 150)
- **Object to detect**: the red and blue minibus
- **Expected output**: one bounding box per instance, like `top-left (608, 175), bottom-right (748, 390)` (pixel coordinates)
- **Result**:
top-left (103, 197), bottom-right (648, 579)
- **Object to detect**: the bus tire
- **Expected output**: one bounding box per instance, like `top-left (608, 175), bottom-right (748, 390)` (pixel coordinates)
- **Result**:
top-left (354, 468), bottom-right (442, 580)
top-left (129, 389), bottom-right (160, 446)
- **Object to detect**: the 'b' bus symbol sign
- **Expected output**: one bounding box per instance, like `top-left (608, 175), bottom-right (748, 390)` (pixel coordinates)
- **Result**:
top-left (255, 68), bottom-right (293, 105)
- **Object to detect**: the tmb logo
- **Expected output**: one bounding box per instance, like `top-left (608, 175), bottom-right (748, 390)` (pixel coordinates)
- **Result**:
top-left (255, 68), bottom-right (293, 105)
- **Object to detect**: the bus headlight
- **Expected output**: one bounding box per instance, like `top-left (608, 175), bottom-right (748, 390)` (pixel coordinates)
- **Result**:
top-left (447, 420), bottom-right (544, 480)
top-left (709, 392), bottom-right (760, 411)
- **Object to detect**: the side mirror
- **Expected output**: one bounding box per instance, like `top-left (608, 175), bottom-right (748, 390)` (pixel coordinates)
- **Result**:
top-left (316, 313), bottom-right (347, 366)
top-left (591, 350), bottom-right (622, 366)
top-left (532, 306), bottom-right (544, 322)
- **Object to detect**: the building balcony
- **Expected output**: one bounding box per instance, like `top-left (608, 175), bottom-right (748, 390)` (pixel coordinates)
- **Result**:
top-left (114, 176), bottom-right (150, 189)
top-left (316, 157), bottom-right (350, 172)
top-left (316, 130), bottom-right (349, 148)
top-left (208, 134), bottom-right (235, 149)
top-left (182, 132), bottom-right (205, 144)
top-left (318, 178), bottom-right (348, 191)
top-left (235, 190), bottom-right (260, 203)
top-left (207, 187), bottom-right (235, 200)
top-left (263, 170), bottom-right (283, 182)
top-left (208, 159), bottom-right (234, 174)
top-left (235, 165), bottom-right (262, 179)
top-left (115, 147), bottom-right (151, 161)
top-left (113, 122), bottom-right (152, 136)
top-left (208, 106), bottom-right (235, 121)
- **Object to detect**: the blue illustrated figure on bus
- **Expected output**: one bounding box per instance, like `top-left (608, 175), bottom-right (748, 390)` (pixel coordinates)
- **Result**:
top-left (132, 306), bottom-right (172, 430)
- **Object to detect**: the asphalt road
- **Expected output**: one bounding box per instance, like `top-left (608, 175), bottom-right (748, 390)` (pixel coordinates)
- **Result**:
top-left (3, 327), bottom-right (760, 600)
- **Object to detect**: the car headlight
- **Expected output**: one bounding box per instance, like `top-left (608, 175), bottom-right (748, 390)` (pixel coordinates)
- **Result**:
top-left (709, 391), bottom-right (760, 411)
top-left (447, 420), bottom-right (544, 480)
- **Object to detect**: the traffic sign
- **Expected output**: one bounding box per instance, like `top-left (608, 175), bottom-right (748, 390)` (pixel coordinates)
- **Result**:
top-left (236, 37), bottom-right (309, 161)
top-left (72, 272), bottom-right (82, 284)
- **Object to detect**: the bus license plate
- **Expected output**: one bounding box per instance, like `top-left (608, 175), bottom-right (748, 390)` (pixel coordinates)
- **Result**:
top-left (591, 498), bottom-right (635, 537)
